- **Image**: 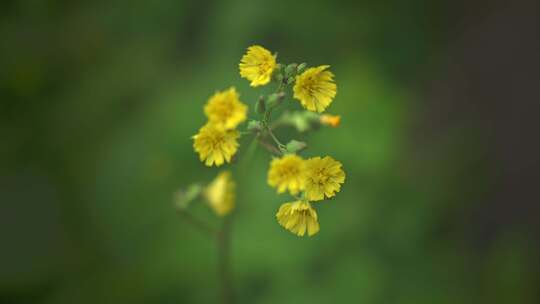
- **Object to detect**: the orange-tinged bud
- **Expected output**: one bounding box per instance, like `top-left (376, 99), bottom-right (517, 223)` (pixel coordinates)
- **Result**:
top-left (319, 114), bottom-right (341, 127)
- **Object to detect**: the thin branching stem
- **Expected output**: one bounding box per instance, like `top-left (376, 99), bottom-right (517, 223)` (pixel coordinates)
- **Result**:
top-left (175, 208), bottom-right (217, 238)
top-left (217, 215), bottom-right (233, 304)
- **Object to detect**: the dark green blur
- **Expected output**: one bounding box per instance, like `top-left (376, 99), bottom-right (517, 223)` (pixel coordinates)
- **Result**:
top-left (1, 1), bottom-right (538, 303)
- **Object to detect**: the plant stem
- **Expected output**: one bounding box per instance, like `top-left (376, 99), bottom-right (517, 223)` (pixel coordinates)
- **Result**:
top-left (176, 209), bottom-right (217, 238)
top-left (257, 137), bottom-right (282, 155)
top-left (217, 216), bottom-right (233, 304)
top-left (266, 127), bottom-right (285, 149)
top-left (260, 80), bottom-right (288, 152)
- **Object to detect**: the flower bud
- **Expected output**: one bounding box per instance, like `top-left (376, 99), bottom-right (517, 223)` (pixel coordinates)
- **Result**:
top-left (255, 96), bottom-right (266, 114)
top-left (284, 63), bottom-right (298, 77)
top-left (319, 114), bottom-right (341, 127)
top-left (285, 140), bottom-right (307, 153)
top-left (267, 92), bottom-right (285, 108)
top-left (297, 62), bottom-right (307, 72)
top-left (174, 183), bottom-right (202, 209)
top-left (247, 120), bottom-right (263, 132)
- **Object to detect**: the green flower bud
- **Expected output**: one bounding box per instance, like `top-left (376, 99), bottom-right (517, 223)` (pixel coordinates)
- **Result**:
top-left (255, 96), bottom-right (266, 114)
top-left (174, 183), bottom-right (202, 209)
top-left (247, 120), bottom-right (263, 132)
top-left (284, 63), bottom-right (298, 77)
top-left (285, 140), bottom-right (307, 154)
top-left (297, 62), bottom-right (307, 73)
top-left (267, 92), bottom-right (285, 108)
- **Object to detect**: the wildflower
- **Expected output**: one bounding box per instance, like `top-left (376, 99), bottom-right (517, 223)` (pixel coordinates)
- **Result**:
top-left (304, 156), bottom-right (345, 201)
top-left (293, 65), bottom-right (337, 113)
top-left (276, 201), bottom-right (320, 237)
top-left (267, 154), bottom-right (306, 195)
top-left (193, 123), bottom-right (239, 167)
top-left (239, 45), bottom-right (277, 87)
top-left (204, 171), bottom-right (235, 216)
top-left (319, 114), bottom-right (341, 127)
top-left (204, 87), bottom-right (247, 129)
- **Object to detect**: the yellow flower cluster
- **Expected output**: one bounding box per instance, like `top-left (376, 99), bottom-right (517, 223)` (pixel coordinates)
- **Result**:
top-left (269, 155), bottom-right (345, 237)
top-left (239, 46), bottom-right (337, 113)
top-left (238, 45), bottom-right (344, 237)
top-left (192, 87), bottom-right (247, 167)
top-left (188, 45), bottom-right (346, 233)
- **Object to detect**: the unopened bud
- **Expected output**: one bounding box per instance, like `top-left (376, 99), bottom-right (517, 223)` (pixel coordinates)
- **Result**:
top-left (174, 183), bottom-right (202, 209)
top-left (247, 120), bottom-right (263, 132)
top-left (286, 77), bottom-right (295, 85)
top-left (267, 92), bottom-right (285, 108)
top-left (284, 63), bottom-right (298, 77)
top-left (285, 140), bottom-right (307, 153)
top-left (319, 114), bottom-right (341, 128)
top-left (297, 63), bottom-right (307, 72)
top-left (255, 96), bottom-right (266, 114)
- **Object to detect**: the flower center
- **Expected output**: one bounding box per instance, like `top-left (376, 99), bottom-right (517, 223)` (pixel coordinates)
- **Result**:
top-left (258, 60), bottom-right (272, 75)
top-left (313, 168), bottom-right (329, 185)
top-left (209, 132), bottom-right (225, 149)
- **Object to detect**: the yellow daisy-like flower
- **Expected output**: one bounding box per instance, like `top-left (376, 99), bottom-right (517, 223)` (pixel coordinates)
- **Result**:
top-left (319, 114), bottom-right (341, 128)
top-left (239, 45), bottom-right (277, 87)
top-left (304, 156), bottom-right (346, 201)
top-left (276, 201), bottom-right (320, 237)
top-left (267, 154), bottom-right (306, 195)
top-left (293, 65), bottom-right (337, 113)
top-left (204, 171), bottom-right (235, 216)
top-left (204, 87), bottom-right (247, 129)
top-left (192, 123), bottom-right (239, 167)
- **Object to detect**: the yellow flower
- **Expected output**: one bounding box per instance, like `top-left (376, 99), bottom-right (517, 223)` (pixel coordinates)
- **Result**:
top-left (204, 87), bottom-right (247, 129)
top-left (204, 171), bottom-right (235, 216)
top-left (276, 201), bottom-right (320, 237)
top-left (192, 123), bottom-right (239, 167)
top-left (293, 65), bottom-right (337, 113)
top-left (304, 156), bottom-right (345, 201)
top-left (319, 114), bottom-right (341, 127)
top-left (267, 154), bottom-right (306, 195)
top-left (239, 45), bottom-right (277, 87)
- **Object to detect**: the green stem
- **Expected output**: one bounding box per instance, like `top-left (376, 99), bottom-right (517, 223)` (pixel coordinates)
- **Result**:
top-left (257, 136), bottom-right (282, 155)
top-left (175, 209), bottom-right (217, 238)
top-left (259, 79), bottom-right (289, 152)
top-left (217, 216), bottom-right (233, 304)
top-left (266, 127), bottom-right (285, 149)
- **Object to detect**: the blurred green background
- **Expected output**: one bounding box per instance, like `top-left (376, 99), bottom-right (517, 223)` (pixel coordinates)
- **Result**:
top-left (1, 0), bottom-right (539, 303)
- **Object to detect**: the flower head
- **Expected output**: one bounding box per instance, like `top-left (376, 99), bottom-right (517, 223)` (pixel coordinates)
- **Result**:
top-left (267, 154), bottom-right (306, 195)
top-left (192, 123), bottom-right (239, 167)
top-left (319, 114), bottom-right (341, 128)
top-left (204, 171), bottom-right (235, 216)
top-left (276, 201), bottom-right (320, 237)
top-left (304, 156), bottom-right (345, 201)
top-left (293, 65), bottom-right (337, 113)
top-left (204, 87), bottom-right (247, 129)
top-left (239, 45), bottom-right (277, 87)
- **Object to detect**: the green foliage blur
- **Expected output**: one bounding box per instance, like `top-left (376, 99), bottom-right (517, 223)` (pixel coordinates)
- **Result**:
top-left (1, 0), bottom-right (538, 303)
